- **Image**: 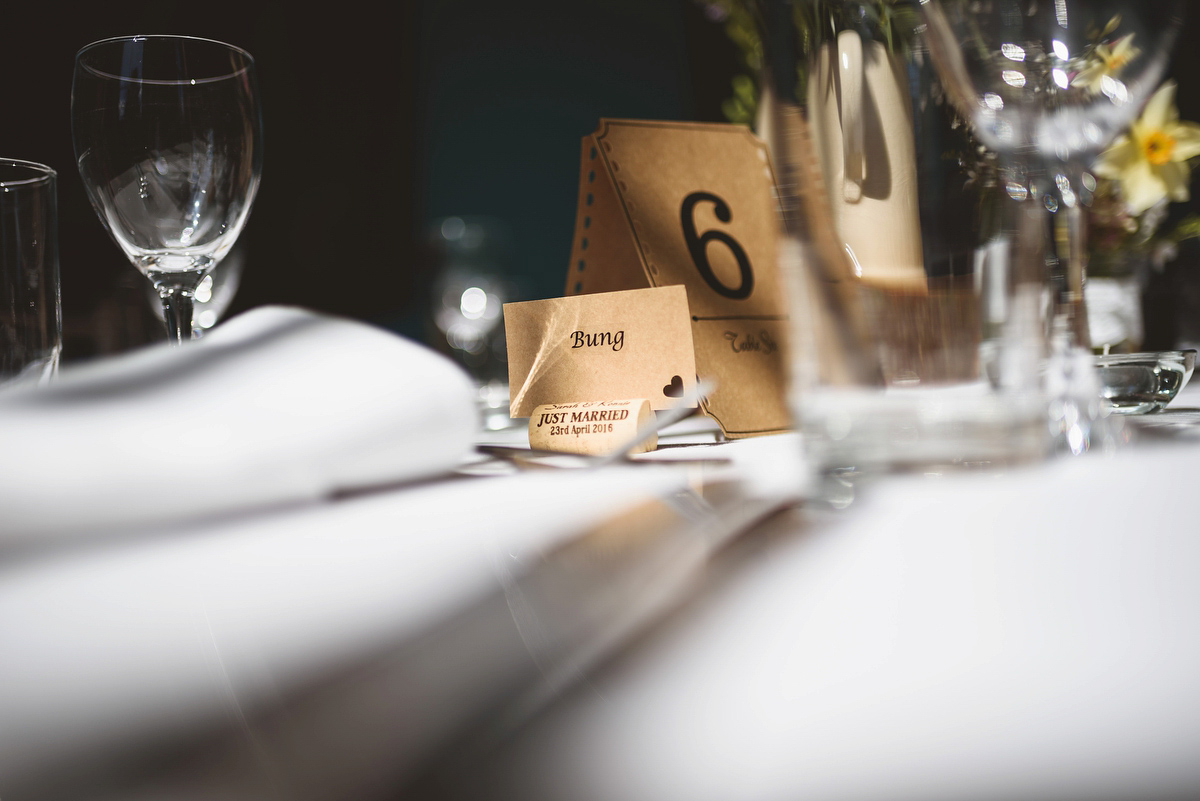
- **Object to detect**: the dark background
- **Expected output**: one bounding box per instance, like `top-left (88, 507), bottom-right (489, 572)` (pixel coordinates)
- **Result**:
top-left (1, 1), bottom-right (1197, 360)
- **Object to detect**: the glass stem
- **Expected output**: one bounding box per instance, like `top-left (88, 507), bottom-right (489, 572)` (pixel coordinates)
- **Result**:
top-left (154, 276), bottom-right (201, 345)
top-left (1011, 187), bottom-right (1048, 289)
top-left (998, 184), bottom-right (1052, 392)
top-left (1057, 202), bottom-right (1092, 350)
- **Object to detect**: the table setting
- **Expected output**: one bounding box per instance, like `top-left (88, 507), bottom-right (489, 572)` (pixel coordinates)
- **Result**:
top-left (3, 3), bottom-right (1200, 800)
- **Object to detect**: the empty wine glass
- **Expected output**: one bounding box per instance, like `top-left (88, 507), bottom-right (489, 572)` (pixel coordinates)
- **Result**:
top-left (917, 0), bottom-right (1184, 451)
top-left (72, 35), bottom-right (263, 344)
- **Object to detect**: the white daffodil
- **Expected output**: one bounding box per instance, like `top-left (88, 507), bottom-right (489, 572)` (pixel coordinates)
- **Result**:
top-left (1073, 34), bottom-right (1139, 93)
top-left (1093, 81), bottom-right (1200, 215)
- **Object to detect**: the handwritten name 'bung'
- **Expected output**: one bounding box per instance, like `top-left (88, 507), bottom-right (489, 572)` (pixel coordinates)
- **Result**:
top-left (571, 330), bottom-right (624, 351)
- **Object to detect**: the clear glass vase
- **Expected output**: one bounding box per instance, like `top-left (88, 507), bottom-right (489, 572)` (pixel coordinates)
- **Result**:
top-left (756, 0), bottom-right (1051, 472)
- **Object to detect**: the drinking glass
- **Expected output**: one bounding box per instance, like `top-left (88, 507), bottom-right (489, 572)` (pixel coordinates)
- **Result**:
top-left (0, 159), bottom-right (61, 387)
top-left (759, 0), bottom-right (1050, 472)
top-left (429, 216), bottom-right (515, 430)
top-left (71, 35), bottom-right (263, 344)
top-left (917, 0), bottom-right (1185, 448)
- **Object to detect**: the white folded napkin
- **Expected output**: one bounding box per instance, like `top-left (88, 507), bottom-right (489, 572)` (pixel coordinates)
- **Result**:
top-left (0, 306), bottom-right (478, 542)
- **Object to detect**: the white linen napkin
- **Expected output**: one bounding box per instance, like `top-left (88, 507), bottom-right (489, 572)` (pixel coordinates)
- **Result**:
top-left (0, 305), bottom-right (478, 541)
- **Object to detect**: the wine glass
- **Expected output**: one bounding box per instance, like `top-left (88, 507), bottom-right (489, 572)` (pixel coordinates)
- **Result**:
top-left (72, 35), bottom-right (263, 344)
top-left (917, 0), bottom-right (1184, 451)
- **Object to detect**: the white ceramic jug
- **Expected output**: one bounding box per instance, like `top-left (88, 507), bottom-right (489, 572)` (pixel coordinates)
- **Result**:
top-left (807, 30), bottom-right (927, 293)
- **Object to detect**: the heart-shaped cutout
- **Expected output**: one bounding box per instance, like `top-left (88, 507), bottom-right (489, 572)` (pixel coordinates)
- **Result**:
top-left (663, 375), bottom-right (684, 398)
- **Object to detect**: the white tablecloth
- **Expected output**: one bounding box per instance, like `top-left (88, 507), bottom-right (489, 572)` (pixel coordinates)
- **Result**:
top-left (0, 466), bottom-right (699, 800)
top-left (450, 441), bottom-right (1200, 801)
top-left (3, 386), bottom-right (1200, 800)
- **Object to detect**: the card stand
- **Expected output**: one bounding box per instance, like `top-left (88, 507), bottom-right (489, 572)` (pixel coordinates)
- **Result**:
top-left (565, 119), bottom-right (793, 439)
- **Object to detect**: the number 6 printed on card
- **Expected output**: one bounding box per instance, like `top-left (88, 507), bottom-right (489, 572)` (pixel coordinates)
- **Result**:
top-left (680, 192), bottom-right (755, 301)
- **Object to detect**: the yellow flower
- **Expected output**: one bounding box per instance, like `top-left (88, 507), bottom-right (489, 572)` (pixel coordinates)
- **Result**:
top-left (1093, 81), bottom-right (1200, 215)
top-left (1073, 35), bottom-right (1139, 93)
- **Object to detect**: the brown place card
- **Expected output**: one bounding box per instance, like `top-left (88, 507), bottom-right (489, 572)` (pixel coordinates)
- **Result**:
top-left (565, 119), bottom-right (791, 438)
top-left (504, 285), bottom-right (698, 418)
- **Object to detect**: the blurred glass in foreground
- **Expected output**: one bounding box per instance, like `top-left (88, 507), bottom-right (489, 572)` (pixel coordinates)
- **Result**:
top-left (756, 0), bottom-right (1049, 471)
top-left (916, 0), bottom-right (1184, 452)
top-left (0, 159), bottom-right (61, 389)
top-left (430, 216), bottom-right (515, 430)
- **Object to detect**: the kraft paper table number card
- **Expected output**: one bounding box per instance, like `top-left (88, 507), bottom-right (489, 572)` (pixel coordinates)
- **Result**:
top-left (564, 119), bottom-right (792, 438)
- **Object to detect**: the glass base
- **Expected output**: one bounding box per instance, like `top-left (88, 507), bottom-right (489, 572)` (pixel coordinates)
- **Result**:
top-left (797, 383), bottom-right (1049, 471)
top-left (1095, 350), bottom-right (1196, 414)
top-left (478, 380), bottom-right (517, 431)
top-left (0, 348), bottom-right (59, 392)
